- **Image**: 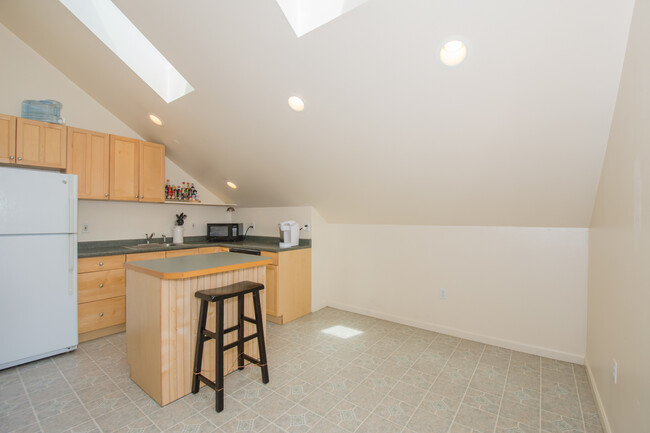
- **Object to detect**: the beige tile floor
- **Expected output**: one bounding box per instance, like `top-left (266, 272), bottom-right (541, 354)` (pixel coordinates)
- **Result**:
top-left (0, 307), bottom-right (603, 433)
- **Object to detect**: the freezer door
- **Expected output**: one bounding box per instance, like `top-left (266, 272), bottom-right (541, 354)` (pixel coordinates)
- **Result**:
top-left (0, 167), bottom-right (77, 235)
top-left (0, 233), bottom-right (78, 368)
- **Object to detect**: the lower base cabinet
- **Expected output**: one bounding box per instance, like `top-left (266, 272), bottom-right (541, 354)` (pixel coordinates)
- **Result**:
top-left (77, 247), bottom-right (230, 342)
top-left (262, 248), bottom-right (311, 325)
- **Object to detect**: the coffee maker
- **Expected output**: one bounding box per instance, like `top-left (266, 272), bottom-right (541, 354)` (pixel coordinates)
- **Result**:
top-left (279, 220), bottom-right (300, 248)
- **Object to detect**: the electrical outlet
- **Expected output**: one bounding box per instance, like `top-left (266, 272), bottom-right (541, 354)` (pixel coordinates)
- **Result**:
top-left (440, 288), bottom-right (447, 299)
top-left (302, 223), bottom-right (311, 232)
top-left (250, 222), bottom-right (256, 231)
top-left (191, 222), bottom-right (195, 229)
top-left (81, 224), bottom-right (89, 233)
top-left (613, 359), bottom-right (618, 384)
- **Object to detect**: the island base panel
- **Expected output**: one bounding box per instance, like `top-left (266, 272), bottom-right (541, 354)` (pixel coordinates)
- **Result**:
top-left (126, 266), bottom-right (266, 406)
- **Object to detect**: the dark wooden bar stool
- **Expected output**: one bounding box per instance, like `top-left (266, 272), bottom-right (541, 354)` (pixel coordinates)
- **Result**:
top-left (191, 281), bottom-right (269, 412)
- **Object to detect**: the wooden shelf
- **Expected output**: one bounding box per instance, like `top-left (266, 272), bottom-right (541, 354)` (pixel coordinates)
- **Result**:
top-left (163, 200), bottom-right (236, 206)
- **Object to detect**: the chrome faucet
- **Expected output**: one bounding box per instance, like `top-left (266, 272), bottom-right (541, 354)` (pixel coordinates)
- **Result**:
top-left (162, 234), bottom-right (167, 244)
top-left (145, 233), bottom-right (155, 244)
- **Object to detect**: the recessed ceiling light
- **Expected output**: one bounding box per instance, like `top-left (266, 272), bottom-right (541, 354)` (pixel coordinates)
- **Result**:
top-left (288, 96), bottom-right (305, 112)
top-left (149, 114), bottom-right (163, 126)
top-left (226, 181), bottom-right (237, 189)
top-left (440, 40), bottom-right (467, 66)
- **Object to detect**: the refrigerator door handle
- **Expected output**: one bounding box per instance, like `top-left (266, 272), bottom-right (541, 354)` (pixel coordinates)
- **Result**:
top-left (68, 235), bottom-right (77, 297)
top-left (68, 175), bottom-right (78, 233)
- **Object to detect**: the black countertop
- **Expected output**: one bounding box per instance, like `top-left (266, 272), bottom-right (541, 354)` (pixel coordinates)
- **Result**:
top-left (78, 235), bottom-right (311, 258)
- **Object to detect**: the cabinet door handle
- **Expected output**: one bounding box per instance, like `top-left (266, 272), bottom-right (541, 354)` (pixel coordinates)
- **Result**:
top-left (99, 262), bottom-right (104, 266)
top-left (17, 157), bottom-right (22, 161)
top-left (9, 155), bottom-right (14, 160)
top-left (99, 283), bottom-right (104, 288)
top-left (141, 196), bottom-right (144, 199)
top-left (99, 313), bottom-right (104, 317)
top-left (104, 193), bottom-right (109, 197)
top-left (135, 195), bottom-right (139, 198)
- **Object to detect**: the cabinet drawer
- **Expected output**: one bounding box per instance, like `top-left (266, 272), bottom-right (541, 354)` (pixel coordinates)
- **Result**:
top-left (78, 296), bottom-right (125, 333)
top-left (197, 246), bottom-right (227, 254)
top-left (260, 251), bottom-right (278, 265)
top-left (78, 269), bottom-right (125, 303)
top-left (165, 248), bottom-right (198, 258)
top-left (126, 251), bottom-right (166, 262)
top-left (78, 255), bottom-right (125, 273)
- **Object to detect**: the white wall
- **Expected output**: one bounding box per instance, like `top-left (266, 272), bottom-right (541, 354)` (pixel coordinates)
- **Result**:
top-left (317, 223), bottom-right (589, 363)
top-left (0, 22), bottom-right (231, 242)
top-left (234, 206), bottom-right (312, 239)
top-left (586, 0), bottom-right (650, 431)
top-left (78, 201), bottom-right (231, 241)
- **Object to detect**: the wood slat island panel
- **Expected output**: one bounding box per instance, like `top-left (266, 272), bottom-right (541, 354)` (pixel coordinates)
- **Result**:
top-left (126, 254), bottom-right (267, 406)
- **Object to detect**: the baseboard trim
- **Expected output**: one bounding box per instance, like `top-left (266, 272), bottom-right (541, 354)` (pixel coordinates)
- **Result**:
top-left (311, 303), bottom-right (329, 313)
top-left (327, 302), bottom-right (585, 364)
top-left (585, 360), bottom-right (613, 433)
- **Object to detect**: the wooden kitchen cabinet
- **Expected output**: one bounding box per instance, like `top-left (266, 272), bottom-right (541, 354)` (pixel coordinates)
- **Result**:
top-left (66, 127), bottom-right (110, 199)
top-left (261, 248), bottom-right (311, 324)
top-left (0, 114), bottom-right (16, 164)
top-left (197, 246), bottom-right (229, 254)
top-left (139, 141), bottom-right (165, 202)
top-left (15, 118), bottom-right (66, 169)
top-left (77, 254), bottom-right (126, 342)
top-left (165, 248), bottom-right (198, 258)
top-left (109, 135), bottom-right (139, 201)
top-left (108, 136), bottom-right (165, 202)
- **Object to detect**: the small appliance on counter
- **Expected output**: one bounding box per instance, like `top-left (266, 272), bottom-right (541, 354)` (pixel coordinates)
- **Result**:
top-left (279, 220), bottom-right (300, 248)
top-left (207, 223), bottom-right (243, 242)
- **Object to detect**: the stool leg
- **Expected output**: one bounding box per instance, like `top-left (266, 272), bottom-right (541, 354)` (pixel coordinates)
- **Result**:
top-left (192, 300), bottom-right (208, 394)
top-left (215, 299), bottom-right (225, 412)
top-left (237, 294), bottom-right (245, 370)
top-left (252, 291), bottom-right (269, 384)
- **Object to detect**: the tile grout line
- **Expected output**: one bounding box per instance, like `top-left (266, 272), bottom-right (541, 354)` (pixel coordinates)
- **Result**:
top-left (573, 365), bottom-right (588, 433)
top-left (51, 356), bottom-right (103, 433)
top-left (397, 334), bottom-right (463, 433)
top-left (491, 350), bottom-right (513, 433)
top-left (15, 368), bottom-right (45, 433)
top-left (445, 344), bottom-right (487, 433)
top-left (78, 340), bottom-right (165, 432)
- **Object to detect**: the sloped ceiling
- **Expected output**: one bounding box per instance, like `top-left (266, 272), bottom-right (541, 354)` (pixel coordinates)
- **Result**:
top-left (0, 0), bottom-right (634, 227)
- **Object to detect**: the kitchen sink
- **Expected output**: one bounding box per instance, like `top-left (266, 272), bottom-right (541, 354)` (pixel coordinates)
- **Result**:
top-left (125, 243), bottom-right (174, 250)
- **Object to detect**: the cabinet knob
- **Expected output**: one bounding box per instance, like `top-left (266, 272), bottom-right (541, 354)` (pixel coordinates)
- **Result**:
top-left (104, 193), bottom-right (109, 197)
top-left (141, 196), bottom-right (144, 199)
top-left (99, 313), bottom-right (104, 317)
top-left (99, 262), bottom-right (104, 266)
top-left (17, 157), bottom-right (22, 161)
top-left (99, 283), bottom-right (104, 288)
top-left (9, 155), bottom-right (14, 160)
top-left (135, 195), bottom-right (139, 198)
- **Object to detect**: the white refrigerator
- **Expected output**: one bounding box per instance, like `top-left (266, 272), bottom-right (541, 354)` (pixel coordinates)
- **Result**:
top-left (0, 167), bottom-right (78, 369)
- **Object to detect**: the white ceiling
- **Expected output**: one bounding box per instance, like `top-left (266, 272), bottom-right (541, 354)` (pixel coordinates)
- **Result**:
top-left (0, 0), bottom-right (634, 227)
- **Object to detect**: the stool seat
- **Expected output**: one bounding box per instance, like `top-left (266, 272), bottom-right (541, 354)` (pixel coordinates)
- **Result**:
top-left (194, 281), bottom-right (264, 302)
top-left (192, 280), bottom-right (269, 412)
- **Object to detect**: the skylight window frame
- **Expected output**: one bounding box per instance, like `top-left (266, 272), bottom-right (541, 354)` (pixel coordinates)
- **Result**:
top-left (59, 0), bottom-right (194, 103)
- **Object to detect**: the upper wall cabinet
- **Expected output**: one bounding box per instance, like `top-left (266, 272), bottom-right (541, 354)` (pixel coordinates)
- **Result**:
top-left (66, 127), bottom-right (110, 200)
top-left (107, 135), bottom-right (165, 203)
top-left (109, 135), bottom-right (140, 201)
top-left (139, 141), bottom-right (165, 203)
top-left (16, 118), bottom-right (66, 169)
top-left (0, 114), bottom-right (17, 164)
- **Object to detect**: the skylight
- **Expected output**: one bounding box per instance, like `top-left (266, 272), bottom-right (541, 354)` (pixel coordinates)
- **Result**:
top-left (276, 0), bottom-right (370, 37)
top-left (59, 0), bottom-right (194, 103)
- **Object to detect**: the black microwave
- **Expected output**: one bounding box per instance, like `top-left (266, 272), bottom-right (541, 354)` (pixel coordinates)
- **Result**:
top-left (207, 223), bottom-right (243, 242)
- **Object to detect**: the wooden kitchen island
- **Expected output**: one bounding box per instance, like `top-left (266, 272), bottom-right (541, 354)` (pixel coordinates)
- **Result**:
top-left (124, 252), bottom-right (271, 406)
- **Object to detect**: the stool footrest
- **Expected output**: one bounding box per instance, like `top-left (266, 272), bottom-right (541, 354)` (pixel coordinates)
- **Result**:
top-left (243, 316), bottom-right (257, 324)
top-left (224, 324), bottom-right (239, 334)
top-left (223, 333), bottom-right (259, 351)
top-left (202, 330), bottom-right (218, 340)
top-left (196, 374), bottom-right (218, 391)
top-left (242, 354), bottom-right (264, 366)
